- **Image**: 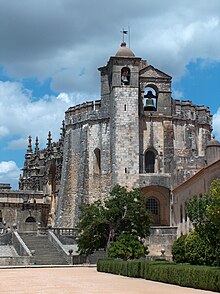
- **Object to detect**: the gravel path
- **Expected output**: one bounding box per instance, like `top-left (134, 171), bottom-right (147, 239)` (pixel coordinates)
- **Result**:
top-left (0, 267), bottom-right (215, 294)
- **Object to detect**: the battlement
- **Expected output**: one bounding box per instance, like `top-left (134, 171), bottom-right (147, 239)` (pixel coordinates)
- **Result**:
top-left (66, 100), bottom-right (101, 116)
top-left (174, 99), bottom-right (212, 124)
top-left (65, 100), bottom-right (108, 126)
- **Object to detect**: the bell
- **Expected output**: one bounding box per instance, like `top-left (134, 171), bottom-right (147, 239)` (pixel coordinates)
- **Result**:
top-left (145, 90), bottom-right (156, 98)
top-left (122, 75), bottom-right (128, 82)
top-left (145, 98), bottom-right (156, 111)
top-left (146, 98), bottom-right (155, 107)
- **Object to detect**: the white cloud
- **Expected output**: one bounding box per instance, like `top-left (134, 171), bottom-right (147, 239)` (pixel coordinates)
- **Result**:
top-left (213, 109), bottom-right (220, 141)
top-left (0, 126), bottom-right (9, 138)
top-left (172, 90), bottom-right (185, 100)
top-left (0, 1), bottom-right (219, 91)
top-left (6, 138), bottom-right (27, 150)
top-left (0, 81), bottom-right (96, 148)
top-left (0, 161), bottom-right (18, 174)
top-left (0, 161), bottom-right (21, 189)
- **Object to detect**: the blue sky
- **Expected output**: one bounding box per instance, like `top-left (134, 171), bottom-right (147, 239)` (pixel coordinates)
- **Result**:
top-left (0, 0), bottom-right (220, 189)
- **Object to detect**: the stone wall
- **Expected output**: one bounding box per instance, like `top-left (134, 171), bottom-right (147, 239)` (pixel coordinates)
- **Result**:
top-left (0, 190), bottom-right (49, 230)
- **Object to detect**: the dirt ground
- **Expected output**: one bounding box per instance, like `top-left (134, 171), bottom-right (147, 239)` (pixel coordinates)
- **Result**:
top-left (0, 266), bottom-right (215, 294)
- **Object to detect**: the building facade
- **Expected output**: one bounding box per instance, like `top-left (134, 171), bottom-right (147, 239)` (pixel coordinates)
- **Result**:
top-left (0, 42), bottom-right (215, 235)
top-left (172, 138), bottom-right (220, 236)
top-left (52, 42), bottom-right (212, 228)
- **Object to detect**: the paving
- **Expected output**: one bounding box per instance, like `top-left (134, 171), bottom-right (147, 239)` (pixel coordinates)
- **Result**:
top-left (0, 267), bottom-right (215, 294)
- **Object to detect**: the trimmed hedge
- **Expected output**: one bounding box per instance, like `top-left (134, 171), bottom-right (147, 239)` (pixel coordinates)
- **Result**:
top-left (97, 259), bottom-right (220, 292)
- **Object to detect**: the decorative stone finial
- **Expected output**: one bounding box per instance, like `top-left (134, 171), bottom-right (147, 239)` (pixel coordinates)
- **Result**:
top-left (47, 131), bottom-right (52, 149)
top-left (27, 136), bottom-right (32, 154)
top-left (35, 136), bottom-right (39, 154)
top-left (60, 120), bottom-right (66, 139)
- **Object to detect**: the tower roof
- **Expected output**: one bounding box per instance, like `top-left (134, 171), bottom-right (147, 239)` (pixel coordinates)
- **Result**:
top-left (115, 42), bottom-right (135, 57)
top-left (206, 136), bottom-right (220, 147)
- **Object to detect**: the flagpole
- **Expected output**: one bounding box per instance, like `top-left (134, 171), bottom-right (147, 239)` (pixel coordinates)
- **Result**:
top-left (120, 28), bottom-right (128, 43)
top-left (128, 26), bottom-right (130, 48)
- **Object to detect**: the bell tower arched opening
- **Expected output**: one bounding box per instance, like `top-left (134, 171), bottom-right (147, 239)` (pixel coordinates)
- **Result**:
top-left (144, 86), bottom-right (158, 111)
top-left (121, 67), bottom-right (130, 85)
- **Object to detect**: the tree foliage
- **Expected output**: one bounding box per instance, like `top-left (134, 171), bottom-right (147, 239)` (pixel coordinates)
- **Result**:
top-left (186, 179), bottom-right (220, 266)
top-left (172, 234), bottom-right (187, 263)
top-left (185, 230), bottom-right (215, 266)
top-left (108, 234), bottom-right (148, 260)
top-left (76, 185), bottom-right (151, 256)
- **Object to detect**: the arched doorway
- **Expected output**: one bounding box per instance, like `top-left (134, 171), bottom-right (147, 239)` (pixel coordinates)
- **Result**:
top-left (141, 185), bottom-right (170, 226)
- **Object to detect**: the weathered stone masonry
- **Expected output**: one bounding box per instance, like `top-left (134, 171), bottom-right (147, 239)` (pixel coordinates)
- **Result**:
top-left (54, 43), bottom-right (212, 227)
top-left (17, 42), bottom-right (212, 231)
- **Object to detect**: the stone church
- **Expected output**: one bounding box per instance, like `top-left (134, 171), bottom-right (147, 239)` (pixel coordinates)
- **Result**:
top-left (54, 41), bottom-right (212, 228)
top-left (1, 42), bottom-right (216, 238)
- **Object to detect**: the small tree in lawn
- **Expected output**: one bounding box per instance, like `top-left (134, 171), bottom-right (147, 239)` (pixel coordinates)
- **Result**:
top-left (76, 185), bottom-right (151, 258)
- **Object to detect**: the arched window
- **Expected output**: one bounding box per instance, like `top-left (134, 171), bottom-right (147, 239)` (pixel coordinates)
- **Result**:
top-left (25, 216), bottom-right (36, 223)
top-left (144, 86), bottom-right (158, 111)
top-left (145, 150), bottom-right (156, 173)
top-left (146, 198), bottom-right (159, 215)
top-left (121, 67), bottom-right (130, 85)
top-left (94, 148), bottom-right (101, 174)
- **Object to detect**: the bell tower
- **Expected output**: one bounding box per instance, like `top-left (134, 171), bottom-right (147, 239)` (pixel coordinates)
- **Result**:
top-left (99, 42), bottom-right (141, 186)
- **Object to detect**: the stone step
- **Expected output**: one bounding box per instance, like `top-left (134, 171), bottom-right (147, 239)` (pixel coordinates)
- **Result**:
top-left (20, 234), bottom-right (68, 265)
top-left (0, 245), bottom-right (18, 257)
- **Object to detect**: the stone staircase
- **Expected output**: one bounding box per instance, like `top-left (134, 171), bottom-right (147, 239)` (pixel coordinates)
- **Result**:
top-left (20, 234), bottom-right (68, 265)
top-left (0, 245), bottom-right (18, 257)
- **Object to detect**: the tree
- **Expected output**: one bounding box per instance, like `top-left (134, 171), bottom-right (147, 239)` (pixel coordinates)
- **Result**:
top-left (185, 230), bottom-right (215, 265)
top-left (172, 234), bottom-right (187, 263)
top-left (76, 185), bottom-right (151, 256)
top-left (186, 179), bottom-right (220, 266)
top-left (108, 234), bottom-right (148, 260)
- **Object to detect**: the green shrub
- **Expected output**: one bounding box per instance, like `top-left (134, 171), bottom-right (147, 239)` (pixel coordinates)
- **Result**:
top-left (108, 234), bottom-right (147, 260)
top-left (185, 230), bottom-right (215, 265)
top-left (172, 234), bottom-right (187, 263)
top-left (127, 260), bottom-right (141, 277)
top-left (97, 259), bottom-right (220, 292)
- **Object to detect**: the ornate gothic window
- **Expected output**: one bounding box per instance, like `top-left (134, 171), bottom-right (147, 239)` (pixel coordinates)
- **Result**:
top-left (145, 150), bottom-right (156, 173)
top-left (121, 67), bottom-right (130, 85)
top-left (94, 148), bottom-right (101, 174)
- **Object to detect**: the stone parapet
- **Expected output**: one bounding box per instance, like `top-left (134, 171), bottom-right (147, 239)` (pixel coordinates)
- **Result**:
top-left (139, 174), bottom-right (171, 189)
top-left (173, 99), bottom-right (212, 124)
top-left (65, 100), bottom-right (109, 126)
